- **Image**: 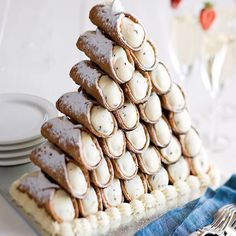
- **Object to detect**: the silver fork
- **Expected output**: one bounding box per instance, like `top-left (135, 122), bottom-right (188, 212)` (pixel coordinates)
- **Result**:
top-left (224, 210), bottom-right (236, 235)
top-left (189, 204), bottom-right (236, 236)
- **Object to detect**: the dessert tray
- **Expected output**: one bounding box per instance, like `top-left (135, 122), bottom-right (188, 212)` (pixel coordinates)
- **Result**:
top-left (9, 1), bottom-right (220, 235)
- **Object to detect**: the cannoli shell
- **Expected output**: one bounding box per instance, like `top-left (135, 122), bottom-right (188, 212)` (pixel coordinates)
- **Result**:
top-left (123, 71), bottom-right (152, 104)
top-left (138, 92), bottom-right (162, 124)
top-left (41, 116), bottom-right (103, 170)
top-left (179, 127), bottom-right (201, 158)
top-left (146, 116), bottom-right (172, 148)
top-left (17, 171), bottom-right (79, 223)
top-left (137, 146), bottom-right (162, 175)
top-left (111, 152), bottom-right (138, 180)
top-left (125, 123), bottom-right (150, 154)
top-left (121, 173), bottom-right (148, 202)
top-left (150, 62), bottom-right (172, 96)
top-left (99, 178), bottom-right (124, 209)
top-left (30, 142), bottom-right (90, 199)
top-left (161, 83), bottom-right (186, 112)
top-left (90, 157), bottom-right (114, 188)
top-left (56, 90), bottom-right (118, 138)
top-left (89, 3), bottom-right (146, 51)
top-left (113, 100), bottom-right (140, 131)
top-left (130, 39), bottom-right (158, 71)
top-left (77, 186), bottom-right (103, 217)
top-left (77, 30), bottom-right (134, 84)
top-left (70, 60), bottom-right (124, 111)
top-left (99, 130), bottom-right (126, 159)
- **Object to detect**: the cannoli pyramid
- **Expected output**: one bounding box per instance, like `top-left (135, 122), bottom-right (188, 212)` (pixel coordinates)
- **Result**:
top-left (10, 1), bottom-right (219, 235)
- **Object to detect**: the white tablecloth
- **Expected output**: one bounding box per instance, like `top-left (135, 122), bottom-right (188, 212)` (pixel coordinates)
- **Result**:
top-left (0, 0), bottom-right (235, 235)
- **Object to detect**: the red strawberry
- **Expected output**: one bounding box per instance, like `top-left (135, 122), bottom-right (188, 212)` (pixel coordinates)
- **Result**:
top-left (171, 0), bottom-right (181, 9)
top-left (199, 2), bottom-right (216, 31)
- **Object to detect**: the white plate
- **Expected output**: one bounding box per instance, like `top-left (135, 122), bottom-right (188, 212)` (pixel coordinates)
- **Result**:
top-left (0, 156), bottom-right (30, 166)
top-left (0, 137), bottom-right (45, 151)
top-left (0, 93), bottom-right (57, 145)
top-left (0, 141), bottom-right (45, 159)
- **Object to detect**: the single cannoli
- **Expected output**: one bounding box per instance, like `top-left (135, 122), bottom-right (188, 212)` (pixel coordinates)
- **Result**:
top-left (89, 1), bottom-right (146, 51)
top-left (91, 157), bottom-right (114, 188)
top-left (56, 91), bottom-right (117, 138)
top-left (111, 151), bottom-right (138, 180)
top-left (147, 166), bottom-right (169, 191)
top-left (41, 116), bottom-right (103, 170)
top-left (30, 142), bottom-right (90, 199)
top-left (138, 92), bottom-right (162, 123)
top-left (99, 129), bottom-right (126, 159)
top-left (161, 83), bottom-right (186, 112)
top-left (149, 62), bottom-right (172, 95)
top-left (123, 70), bottom-right (152, 104)
top-left (70, 60), bottom-right (124, 111)
top-left (167, 156), bottom-right (190, 183)
top-left (168, 109), bottom-right (191, 134)
top-left (137, 145), bottom-right (162, 175)
top-left (147, 116), bottom-right (172, 148)
top-left (77, 29), bottom-right (135, 84)
top-left (160, 136), bottom-right (182, 164)
top-left (125, 123), bottom-right (150, 153)
top-left (17, 171), bottom-right (79, 223)
top-left (77, 185), bottom-right (103, 217)
top-left (131, 39), bottom-right (158, 71)
top-left (121, 173), bottom-right (148, 202)
top-left (113, 99), bottom-right (139, 131)
top-left (99, 178), bottom-right (123, 209)
top-left (179, 127), bottom-right (202, 157)
top-left (188, 148), bottom-right (210, 175)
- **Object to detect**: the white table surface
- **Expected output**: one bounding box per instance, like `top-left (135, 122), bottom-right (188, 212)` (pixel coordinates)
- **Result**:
top-left (0, 0), bottom-right (235, 235)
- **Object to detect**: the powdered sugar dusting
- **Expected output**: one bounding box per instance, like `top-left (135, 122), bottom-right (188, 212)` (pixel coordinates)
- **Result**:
top-left (19, 171), bottom-right (59, 206)
top-left (111, 0), bottom-right (125, 14)
top-left (73, 61), bottom-right (103, 88)
top-left (80, 30), bottom-right (114, 65)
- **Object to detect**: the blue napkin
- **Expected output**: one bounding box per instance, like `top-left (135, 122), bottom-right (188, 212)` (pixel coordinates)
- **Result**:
top-left (135, 174), bottom-right (236, 236)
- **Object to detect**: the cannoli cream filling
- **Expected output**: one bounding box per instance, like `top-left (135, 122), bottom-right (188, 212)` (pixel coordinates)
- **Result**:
top-left (164, 84), bottom-right (185, 110)
top-left (98, 75), bottom-right (122, 108)
top-left (183, 128), bottom-right (202, 156)
top-left (94, 158), bottom-right (110, 185)
top-left (118, 101), bottom-right (138, 129)
top-left (127, 71), bottom-right (148, 100)
top-left (103, 178), bottom-right (122, 207)
top-left (144, 92), bottom-right (162, 121)
top-left (192, 148), bottom-right (210, 174)
top-left (141, 146), bottom-right (161, 173)
top-left (172, 109), bottom-right (191, 133)
top-left (116, 151), bottom-right (136, 177)
top-left (81, 131), bottom-right (101, 167)
top-left (154, 118), bottom-right (171, 146)
top-left (90, 106), bottom-right (114, 135)
top-left (120, 17), bottom-right (145, 48)
top-left (67, 163), bottom-right (88, 196)
top-left (161, 137), bottom-right (181, 163)
top-left (80, 186), bottom-right (99, 216)
top-left (124, 175), bottom-right (145, 200)
top-left (51, 190), bottom-right (75, 222)
top-left (148, 167), bottom-right (169, 190)
top-left (126, 123), bottom-right (146, 150)
top-left (167, 157), bottom-right (190, 182)
top-left (134, 41), bottom-right (155, 68)
top-left (150, 63), bottom-right (171, 93)
top-left (106, 129), bottom-right (125, 156)
top-left (112, 46), bottom-right (134, 83)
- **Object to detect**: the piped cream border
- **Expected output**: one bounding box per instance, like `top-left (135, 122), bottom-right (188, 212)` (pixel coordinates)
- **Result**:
top-left (9, 166), bottom-right (220, 236)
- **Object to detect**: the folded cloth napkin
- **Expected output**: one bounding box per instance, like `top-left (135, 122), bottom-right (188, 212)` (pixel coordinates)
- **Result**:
top-left (135, 174), bottom-right (236, 236)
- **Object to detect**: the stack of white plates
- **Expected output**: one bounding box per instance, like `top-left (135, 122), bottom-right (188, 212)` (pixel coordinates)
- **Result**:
top-left (0, 93), bottom-right (58, 166)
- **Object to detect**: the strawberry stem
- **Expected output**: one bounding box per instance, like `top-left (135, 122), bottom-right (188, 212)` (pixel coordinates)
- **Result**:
top-left (204, 2), bottom-right (213, 9)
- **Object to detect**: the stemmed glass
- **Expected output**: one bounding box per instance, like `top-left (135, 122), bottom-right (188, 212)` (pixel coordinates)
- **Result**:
top-left (200, 4), bottom-right (236, 152)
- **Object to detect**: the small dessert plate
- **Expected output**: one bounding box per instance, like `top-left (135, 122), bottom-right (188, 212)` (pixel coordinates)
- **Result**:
top-left (0, 156), bottom-right (30, 166)
top-left (0, 93), bottom-right (57, 145)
